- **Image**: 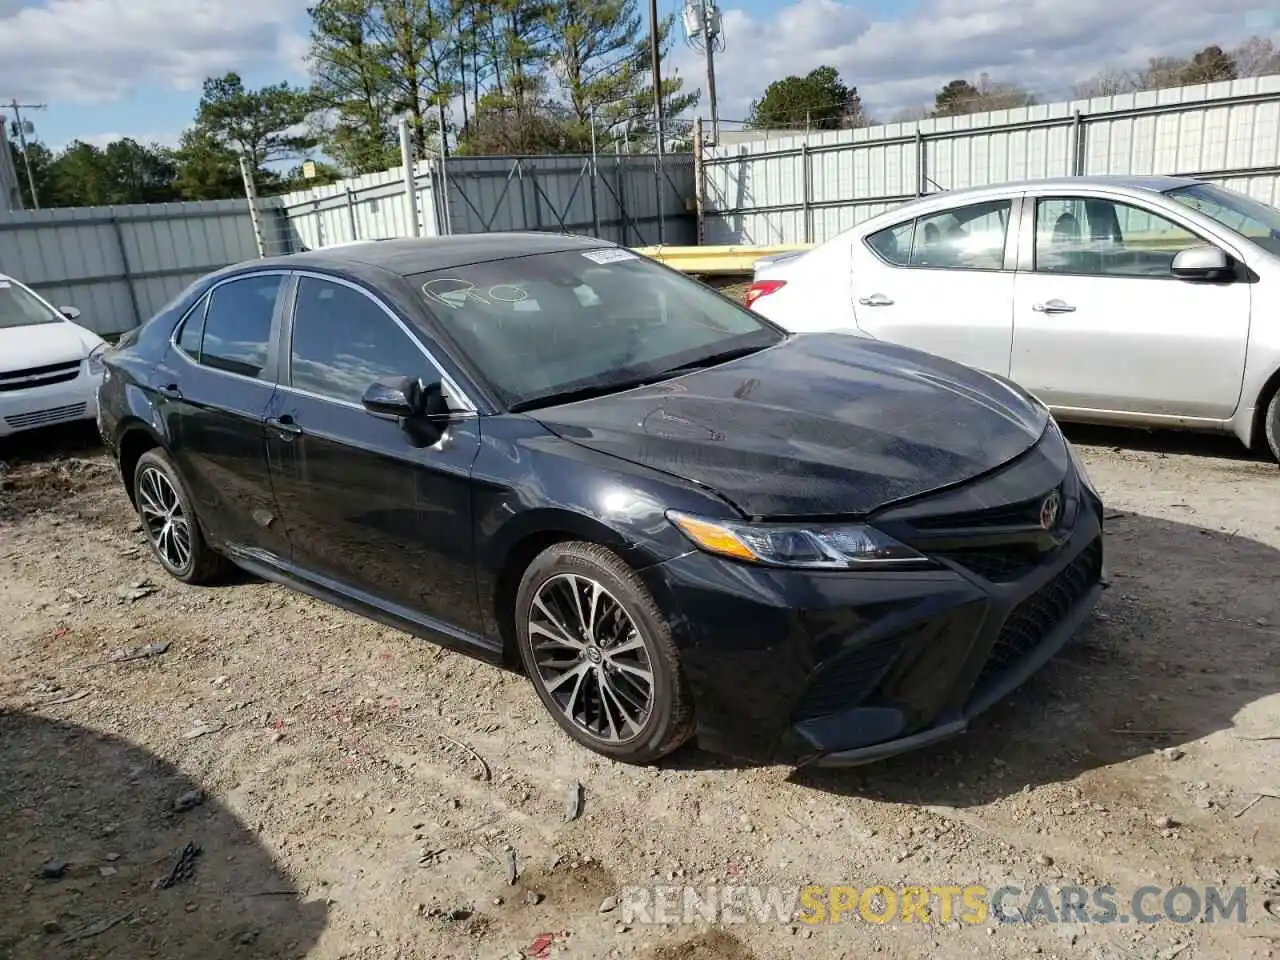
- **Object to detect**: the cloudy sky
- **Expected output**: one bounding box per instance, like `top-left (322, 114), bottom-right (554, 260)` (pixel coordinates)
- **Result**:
top-left (1, 0), bottom-right (1278, 150)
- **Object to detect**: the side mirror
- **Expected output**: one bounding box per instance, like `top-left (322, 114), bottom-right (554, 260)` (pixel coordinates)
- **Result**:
top-left (361, 377), bottom-right (421, 418)
top-left (1171, 245), bottom-right (1232, 281)
top-left (59, 305), bottom-right (81, 320)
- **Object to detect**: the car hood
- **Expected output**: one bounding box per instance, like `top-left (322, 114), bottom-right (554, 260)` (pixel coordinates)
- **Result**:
top-left (0, 320), bottom-right (102, 373)
top-left (532, 333), bottom-right (1048, 518)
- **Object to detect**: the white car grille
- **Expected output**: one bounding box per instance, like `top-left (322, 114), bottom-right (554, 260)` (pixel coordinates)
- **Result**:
top-left (0, 360), bottom-right (81, 392)
top-left (4, 402), bottom-right (88, 429)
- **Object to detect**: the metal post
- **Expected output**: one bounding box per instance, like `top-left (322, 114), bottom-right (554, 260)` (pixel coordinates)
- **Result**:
top-left (648, 0), bottom-right (665, 244)
top-left (800, 141), bottom-right (811, 244)
top-left (914, 130), bottom-right (926, 198)
top-left (616, 155), bottom-right (630, 246)
top-left (399, 116), bottom-right (421, 238)
top-left (693, 117), bottom-right (706, 245)
top-left (1070, 109), bottom-right (1084, 176)
top-left (438, 125), bottom-right (453, 235)
top-left (589, 109), bottom-right (602, 238)
top-left (9, 100), bottom-right (44, 210)
top-left (345, 184), bottom-right (358, 242)
top-left (238, 154), bottom-right (267, 257)
top-left (110, 217), bottom-right (142, 327)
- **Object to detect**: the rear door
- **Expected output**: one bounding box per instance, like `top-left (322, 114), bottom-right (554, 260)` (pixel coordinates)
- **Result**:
top-left (159, 272), bottom-right (292, 559)
top-left (850, 196), bottom-right (1020, 377)
top-left (1010, 193), bottom-right (1250, 418)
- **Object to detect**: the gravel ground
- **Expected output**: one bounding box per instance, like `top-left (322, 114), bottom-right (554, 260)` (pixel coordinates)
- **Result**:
top-left (2, 416), bottom-right (1279, 960)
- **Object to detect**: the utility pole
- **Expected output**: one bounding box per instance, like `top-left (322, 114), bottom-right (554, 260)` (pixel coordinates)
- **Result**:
top-left (5, 99), bottom-right (47, 210)
top-left (648, 0), bottom-right (665, 244)
top-left (701, 0), bottom-right (720, 142)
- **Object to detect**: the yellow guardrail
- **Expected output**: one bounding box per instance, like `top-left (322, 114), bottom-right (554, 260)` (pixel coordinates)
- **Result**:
top-left (633, 243), bottom-right (814, 274)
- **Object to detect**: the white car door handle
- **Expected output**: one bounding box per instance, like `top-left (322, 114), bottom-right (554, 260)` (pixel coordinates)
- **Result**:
top-left (1032, 299), bottom-right (1076, 314)
top-left (858, 294), bottom-right (894, 307)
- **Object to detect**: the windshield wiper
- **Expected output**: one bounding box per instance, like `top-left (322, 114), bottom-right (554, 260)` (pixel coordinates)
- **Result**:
top-left (508, 373), bottom-right (664, 412)
top-left (660, 344), bottom-right (767, 376)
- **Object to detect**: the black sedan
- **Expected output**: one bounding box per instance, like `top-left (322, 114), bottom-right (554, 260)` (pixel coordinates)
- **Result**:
top-left (97, 233), bottom-right (1105, 767)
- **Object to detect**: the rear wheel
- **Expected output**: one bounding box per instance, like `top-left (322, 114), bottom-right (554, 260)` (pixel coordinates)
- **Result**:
top-left (1265, 387), bottom-right (1280, 463)
top-left (133, 449), bottom-right (228, 584)
top-left (514, 542), bottom-right (694, 764)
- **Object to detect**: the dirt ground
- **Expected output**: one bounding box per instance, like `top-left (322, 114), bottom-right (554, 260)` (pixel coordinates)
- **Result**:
top-left (2, 419), bottom-right (1279, 960)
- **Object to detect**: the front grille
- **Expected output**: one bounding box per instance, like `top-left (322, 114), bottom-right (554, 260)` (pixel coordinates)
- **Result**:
top-left (793, 633), bottom-right (904, 721)
top-left (4, 402), bottom-right (87, 429)
top-left (972, 537), bottom-right (1102, 690)
top-left (911, 491), bottom-right (1059, 531)
top-left (939, 546), bottom-right (1043, 582)
top-left (0, 360), bottom-right (82, 393)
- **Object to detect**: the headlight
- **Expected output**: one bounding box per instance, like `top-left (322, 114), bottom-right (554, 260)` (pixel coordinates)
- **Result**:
top-left (667, 511), bottom-right (931, 569)
top-left (86, 344), bottom-right (106, 376)
top-left (1068, 441), bottom-right (1098, 497)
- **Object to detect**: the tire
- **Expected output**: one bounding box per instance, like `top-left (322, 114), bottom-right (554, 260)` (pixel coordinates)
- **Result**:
top-left (514, 542), bottom-right (694, 764)
top-left (1265, 387), bottom-right (1280, 464)
top-left (132, 449), bottom-right (228, 585)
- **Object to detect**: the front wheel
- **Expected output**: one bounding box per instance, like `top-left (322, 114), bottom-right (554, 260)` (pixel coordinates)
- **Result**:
top-left (133, 449), bottom-right (228, 584)
top-left (514, 542), bottom-right (694, 764)
top-left (1265, 388), bottom-right (1280, 464)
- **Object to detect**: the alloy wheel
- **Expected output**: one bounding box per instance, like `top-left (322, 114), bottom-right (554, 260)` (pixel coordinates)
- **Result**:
top-left (136, 465), bottom-right (192, 573)
top-left (528, 573), bottom-right (655, 744)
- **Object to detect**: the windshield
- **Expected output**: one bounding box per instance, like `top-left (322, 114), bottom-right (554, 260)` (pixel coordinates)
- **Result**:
top-left (0, 278), bottom-right (64, 330)
top-left (412, 248), bottom-right (784, 410)
top-left (1166, 183), bottom-right (1280, 256)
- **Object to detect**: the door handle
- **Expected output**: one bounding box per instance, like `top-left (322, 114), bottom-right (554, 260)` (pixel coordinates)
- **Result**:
top-left (858, 294), bottom-right (895, 307)
top-left (266, 415), bottom-right (303, 438)
top-left (1032, 299), bottom-right (1076, 314)
top-left (157, 382), bottom-right (182, 400)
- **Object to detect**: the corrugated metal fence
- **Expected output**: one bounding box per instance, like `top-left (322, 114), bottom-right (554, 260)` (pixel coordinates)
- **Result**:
top-left (702, 75), bottom-right (1280, 245)
top-left (271, 152), bottom-right (695, 255)
top-left (0, 200), bottom-right (264, 336)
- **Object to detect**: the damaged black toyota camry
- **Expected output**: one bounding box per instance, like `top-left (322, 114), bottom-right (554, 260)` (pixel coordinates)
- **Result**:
top-left (98, 233), bottom-right (1104, 767)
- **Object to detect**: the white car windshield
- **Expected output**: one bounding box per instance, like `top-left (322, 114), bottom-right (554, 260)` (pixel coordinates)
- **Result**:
top-left (0, 279), bottom-right (64, 330)
top-left (1166, 183), bottom-right (1280, 257)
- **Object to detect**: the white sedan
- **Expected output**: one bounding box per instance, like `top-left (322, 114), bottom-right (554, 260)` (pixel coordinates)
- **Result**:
top-left (0, 273), bottom-right (106, 438)
top-left (747, 175), bottom-right (1280, 461)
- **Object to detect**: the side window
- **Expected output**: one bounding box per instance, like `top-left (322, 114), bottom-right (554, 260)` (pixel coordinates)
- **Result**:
top-left (176, 296), bottom-right (208, 358)
top-left (1034, 197), bottom-right (1200, 278)
top-left (908, 200), bottom-right (1010, 270)
top-left (290, 277), bottom-right (434, 405)
top-left (200, 275), bottom-right (283, 378)
top-left (866, 220), bottom-right (914, 266)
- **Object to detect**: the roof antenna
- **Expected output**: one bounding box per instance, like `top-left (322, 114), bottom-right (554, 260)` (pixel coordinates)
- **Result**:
top-left (925, 176), bottom-right (947, 192)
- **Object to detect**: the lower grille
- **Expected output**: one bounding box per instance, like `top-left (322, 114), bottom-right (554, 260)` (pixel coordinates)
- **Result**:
top-left (4, 402), bottom-right (87, 429)
top-left (940, 547), bottom-right (1043, 582)
top-left (793, 634), bottom-right (904, 721)
top-left (973, 538), bottom-right (1102, 690)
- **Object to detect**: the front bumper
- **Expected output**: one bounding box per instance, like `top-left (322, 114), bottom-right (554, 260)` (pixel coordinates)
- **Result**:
top-left (641, 434), bottom-right (1105, 767)
top-left (0, 370), bottom-right (101, 438)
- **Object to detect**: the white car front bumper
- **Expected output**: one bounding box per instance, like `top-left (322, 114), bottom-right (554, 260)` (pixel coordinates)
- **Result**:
top-left (0, 366), bottom-right (102, 438)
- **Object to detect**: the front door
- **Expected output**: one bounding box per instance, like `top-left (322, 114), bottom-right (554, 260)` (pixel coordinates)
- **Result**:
top-left (266, 273), bottom-right (484, 640)
top-left (158, 272), bottom-right (292, 559)
top-left (1011, 194), bottom-right (1250, 419)
top-left (852, 197), bottom-right (1018, 377)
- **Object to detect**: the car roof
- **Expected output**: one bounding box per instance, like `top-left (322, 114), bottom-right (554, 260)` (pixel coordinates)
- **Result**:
top-left (252, 232), bottom-right (614, 278)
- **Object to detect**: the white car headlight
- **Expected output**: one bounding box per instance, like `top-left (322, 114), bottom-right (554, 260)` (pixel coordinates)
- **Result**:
top-left (667, 511), bottom-right (930, 569)
top-left (86, 344), bottom-right (107, 377)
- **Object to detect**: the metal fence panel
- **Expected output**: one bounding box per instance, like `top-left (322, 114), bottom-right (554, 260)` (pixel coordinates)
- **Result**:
top-left (702, 74), bottom-right (1280, 246)
top-left (0, 200), bottom-right (261, 336)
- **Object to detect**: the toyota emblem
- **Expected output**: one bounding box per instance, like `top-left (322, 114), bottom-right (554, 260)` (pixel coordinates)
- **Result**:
top-left (1039, 490), bottom-right (1062, 530)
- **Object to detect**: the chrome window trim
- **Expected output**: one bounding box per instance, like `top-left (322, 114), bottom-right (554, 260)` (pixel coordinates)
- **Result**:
top-left (273, 380), bottom-right (479, 419)
top-left (290, 270), bottom-right (479, 414)
top-left (860, 194), bottom-right (1020, 272)
top-left (168, 270), bottom-right (291, 385)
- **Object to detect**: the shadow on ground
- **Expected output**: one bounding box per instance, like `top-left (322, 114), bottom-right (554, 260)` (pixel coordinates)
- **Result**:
top-left (791, 511), bottom-right (1280, 806)
top-left (1061, 421), bottom-right (1273, 463)
top-left (0, 711), bottom-right (328, 960)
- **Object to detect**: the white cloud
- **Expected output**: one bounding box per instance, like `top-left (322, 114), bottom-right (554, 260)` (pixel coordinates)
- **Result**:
top-left (0, 0), bottom-right (309, 104)
top-left (671, 0), bottom-right (1280, 124)
top-left (53, 131), bottom-right (182, 150)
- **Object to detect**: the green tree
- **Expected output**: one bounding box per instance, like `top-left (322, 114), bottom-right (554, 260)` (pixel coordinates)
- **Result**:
top-left (9, 139), bottom-right (57, 208)
top-left (933, 74), bottom-right (1034, 117)
top-left (171, 127), bottom-right (246, 201)
top-left (747, 66), bottom-right (865, 130)
top-left (102, 139), bottom-right (179, 203)
top-left (195, 72), bottom-right (318, 169)
top-left (546, 0), bottom-right (640, 129)
top-left (309, 0), bottom-right (401, 173)
top-left (596, 13), bottom-right (698, 151)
